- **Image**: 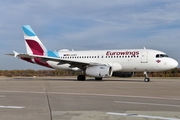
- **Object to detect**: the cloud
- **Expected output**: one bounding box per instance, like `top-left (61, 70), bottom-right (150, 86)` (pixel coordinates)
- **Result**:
top-left (0, 0), bottom-right (180, 69)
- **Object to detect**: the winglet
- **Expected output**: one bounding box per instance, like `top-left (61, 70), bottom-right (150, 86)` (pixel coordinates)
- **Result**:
top-left (13, 51), bottom-right (19, 57)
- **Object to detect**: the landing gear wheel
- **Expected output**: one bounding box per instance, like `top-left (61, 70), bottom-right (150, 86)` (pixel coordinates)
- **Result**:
top-left (144, 71), bottom-right (150, 82)
top-left (95, 77), bottom-right (102, 81)
top-left (144, 78), bottom-right (150, 82)
top-left (77, 75), bottom-right (86, 81)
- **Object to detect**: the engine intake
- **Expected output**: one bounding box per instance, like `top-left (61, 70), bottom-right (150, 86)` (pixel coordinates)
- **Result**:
top-left (85, 66), bottom-right (112, 78)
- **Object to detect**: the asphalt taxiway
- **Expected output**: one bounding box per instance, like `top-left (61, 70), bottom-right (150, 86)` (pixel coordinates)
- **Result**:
top-left (0, 77), bottom-right (180, 120)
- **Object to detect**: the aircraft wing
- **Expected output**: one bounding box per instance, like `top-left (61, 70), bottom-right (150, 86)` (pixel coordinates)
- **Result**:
top-left (6, 51), bottom-right (106, 69)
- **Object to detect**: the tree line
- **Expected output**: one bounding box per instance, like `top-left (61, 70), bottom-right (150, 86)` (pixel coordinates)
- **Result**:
top-left (0, 70), bottom-right (78, 77)
top-left (0, 68), bottom-right (180, 77)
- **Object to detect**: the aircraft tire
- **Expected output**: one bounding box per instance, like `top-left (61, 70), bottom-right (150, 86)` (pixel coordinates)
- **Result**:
top-left (144, 78), bottom-right (150, 82)
top-left (77, 75), bottom-right (86, 81)
top-left (95, 77), bottom-right (103, 80)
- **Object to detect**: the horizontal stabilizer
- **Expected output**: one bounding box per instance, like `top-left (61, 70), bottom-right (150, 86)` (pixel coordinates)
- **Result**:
top-left (4, 53), bottom-right (14, 56)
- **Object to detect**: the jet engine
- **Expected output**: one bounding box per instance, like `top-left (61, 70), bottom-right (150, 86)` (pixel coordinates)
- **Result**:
top-left (112, 72), bottom-right (134, 77)
top-left (85, 66), bottom-right (112, 78)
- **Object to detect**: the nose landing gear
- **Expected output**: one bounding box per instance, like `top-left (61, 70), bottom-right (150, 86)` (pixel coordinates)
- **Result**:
top-left (144, 71), bottom-right (150, 82)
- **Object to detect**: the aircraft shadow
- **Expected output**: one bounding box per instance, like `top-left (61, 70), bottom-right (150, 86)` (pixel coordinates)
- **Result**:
top-left (13, 77), bottom-right (144, 82)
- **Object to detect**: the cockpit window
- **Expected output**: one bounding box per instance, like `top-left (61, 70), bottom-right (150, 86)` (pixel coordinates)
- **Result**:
top-left (156, 54), bottom-right (169, 58)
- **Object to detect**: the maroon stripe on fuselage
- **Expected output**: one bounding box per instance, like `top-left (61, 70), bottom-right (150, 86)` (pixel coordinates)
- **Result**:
top-left (34, 58), bottom-right (53, 68)
top-left (21, 57), bottom-right (34, 63)
top-left (20, 57), bottom-right (53, 69)
top-left (26, 39), bottom-right (44, 55)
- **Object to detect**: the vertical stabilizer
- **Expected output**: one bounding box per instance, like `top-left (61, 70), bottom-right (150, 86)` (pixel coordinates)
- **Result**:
top-left (22, 25), bottom-right (47, 56)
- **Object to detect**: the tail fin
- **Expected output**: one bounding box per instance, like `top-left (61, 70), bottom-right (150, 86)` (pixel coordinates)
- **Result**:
top-left (22, 25), bottom-right (47, 56)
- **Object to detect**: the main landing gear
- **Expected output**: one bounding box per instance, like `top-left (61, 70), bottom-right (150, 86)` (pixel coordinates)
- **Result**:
top-left (144, 71), bottom-right (150, 82)
top-left (77, 75), bottom-right (86, 81)
top-left (77, 75), bottom-right (103, 81)
top-left (95, 77), bottom-right (103, 80)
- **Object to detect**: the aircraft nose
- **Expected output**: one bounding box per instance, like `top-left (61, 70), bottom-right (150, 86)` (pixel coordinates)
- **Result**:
top-left (170, 59), bottom-right (178, 68)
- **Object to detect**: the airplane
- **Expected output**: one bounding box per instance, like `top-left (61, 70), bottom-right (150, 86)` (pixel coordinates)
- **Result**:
top-left (6, 25), bottom-right (178, 82)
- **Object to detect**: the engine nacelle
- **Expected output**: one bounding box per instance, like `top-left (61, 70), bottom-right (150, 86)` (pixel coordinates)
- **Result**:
top-left (112, 72), bottom-right (134, 77)
top-left (85, 66), bottom-right (112, 78)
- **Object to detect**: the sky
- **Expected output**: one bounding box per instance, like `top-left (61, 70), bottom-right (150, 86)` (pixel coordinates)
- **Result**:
top-left (0, 0), bottom-right (180, 70)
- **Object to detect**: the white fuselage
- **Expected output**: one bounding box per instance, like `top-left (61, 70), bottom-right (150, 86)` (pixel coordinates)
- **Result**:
top-left (10, 25), bottom-right (179, 81)
top-left (47, 49), bottom-right (178, 72)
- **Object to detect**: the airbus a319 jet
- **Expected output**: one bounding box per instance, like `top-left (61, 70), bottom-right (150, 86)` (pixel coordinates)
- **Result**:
top-left (7, 25), bottom-right (178, 82)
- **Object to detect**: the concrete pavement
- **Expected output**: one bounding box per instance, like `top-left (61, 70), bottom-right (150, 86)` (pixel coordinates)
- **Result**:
top-left (0, 77), bottom-right (180, 120)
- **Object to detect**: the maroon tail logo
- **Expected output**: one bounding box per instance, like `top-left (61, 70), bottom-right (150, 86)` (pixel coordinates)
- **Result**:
top-left (26, 39), bottom-right (44, 55)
